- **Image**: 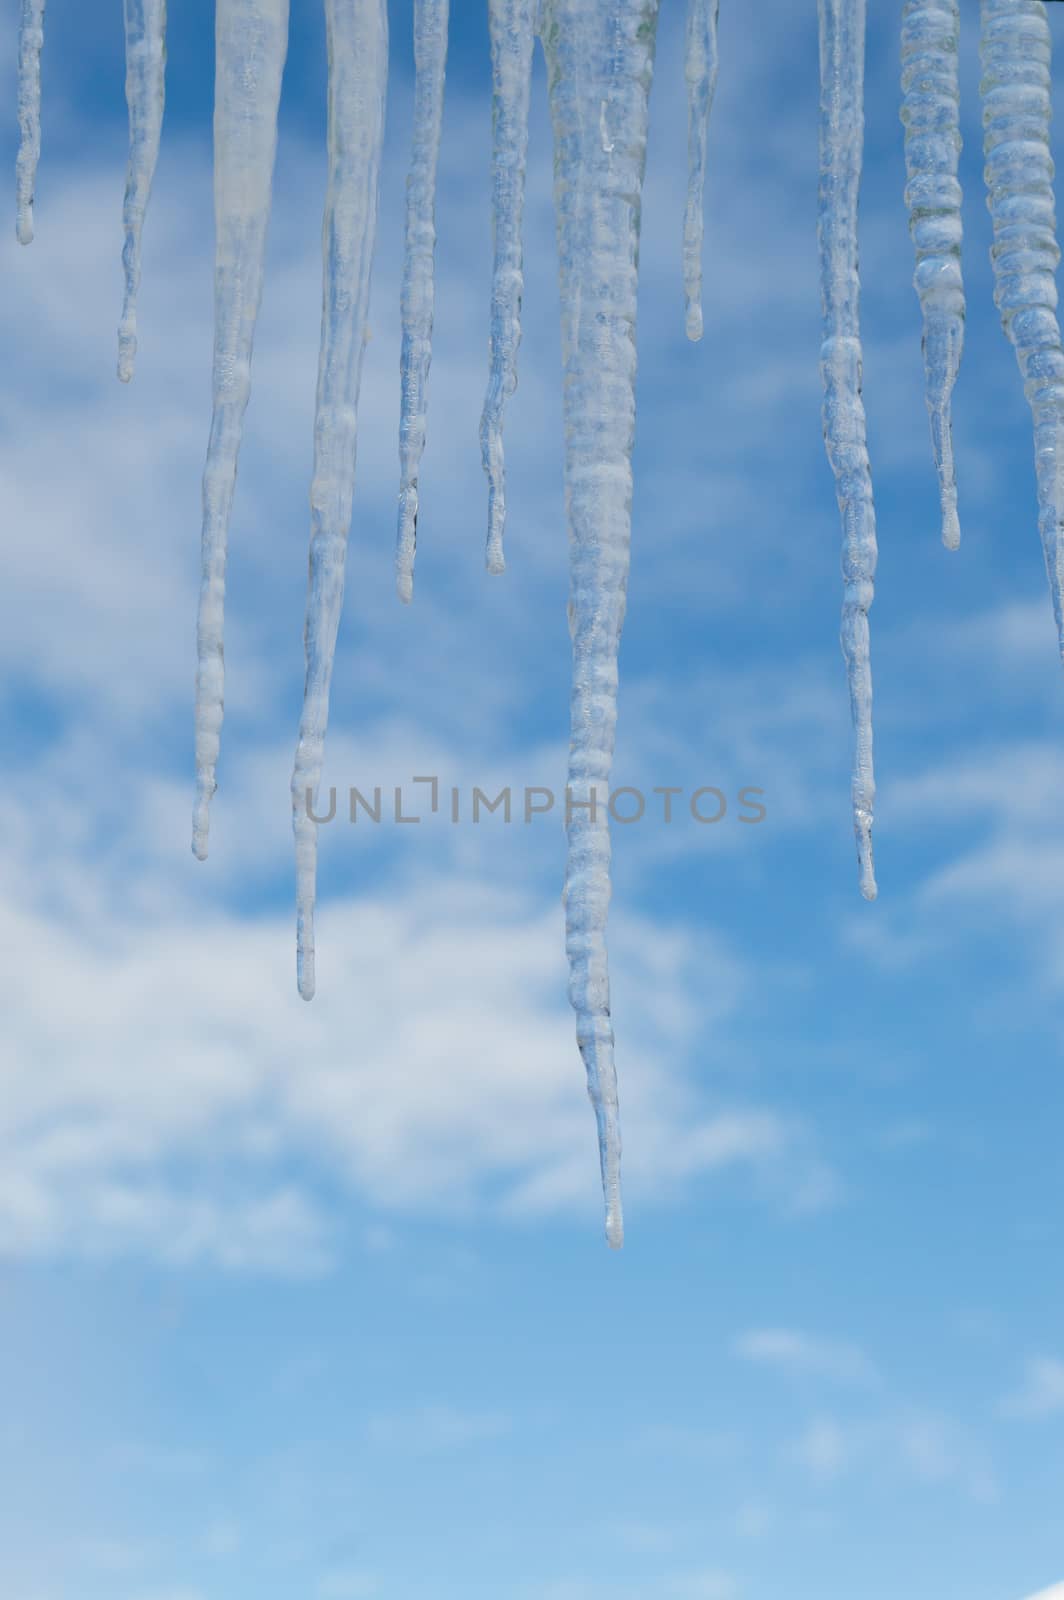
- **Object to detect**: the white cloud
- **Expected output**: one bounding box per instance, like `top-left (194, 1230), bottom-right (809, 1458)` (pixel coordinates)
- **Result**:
top-left (733, 1329), bottom-right (878, 1386)
top-left (317, 1570), bottom-right (378, 1599)
top-left (1000, 1358), bottom-right (1064, 1422)
top-left (0, 706), bottom-right (834, 1266)
top-left (788, 1417), bottom-right (851, 1482)
top-left (784, 1408), bottom-right (997, 1504)
top-left (365, 1403), bottom-right (510, 1455)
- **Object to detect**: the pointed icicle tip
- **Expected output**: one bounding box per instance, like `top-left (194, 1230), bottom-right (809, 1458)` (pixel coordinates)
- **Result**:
top-left (290, 0), bottom-right (388, 1001)
top-left (297, 940), bottom-right (316, 1002)
top-left (544, 0), bottom-right (660, 1246)
top-left (191, 806), bottom-right (211, 862)
top-left (117, 328), bottom-right (138, 384)
top-left (818, 0), bottom-right (880, 903)
top-left (194, 0), bottom-right (290, 859)
top-left (857, 822), bottom-right (877, 902)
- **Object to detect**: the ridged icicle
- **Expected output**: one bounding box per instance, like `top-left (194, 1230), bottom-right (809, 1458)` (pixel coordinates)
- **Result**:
top-left (395, 0), bottom-right (449, 603)
top-left (543, 0), bottom-right (662, 1249)
top-left (682, 0), bottom-right (720, 342)
top-left (16, 0), bottom-right (45, 245)
top-left (118, 0), bottom-right (168, 382)
top-left (480, 0), bottom-right (538, 576)
top-left (192, 0), bottom-right (289, 861)
top-left (900, 0), bottom-right (965, 550)
top-left (980, 0), bottom-right (1064, 651)
top-left (817, 0), bottom-right (878, 902)
top-left (291, 0), bottom-right (388, 1000)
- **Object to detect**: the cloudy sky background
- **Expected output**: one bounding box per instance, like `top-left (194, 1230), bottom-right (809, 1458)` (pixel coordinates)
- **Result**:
top-left (1, 1), bottom-right (1062, 1596)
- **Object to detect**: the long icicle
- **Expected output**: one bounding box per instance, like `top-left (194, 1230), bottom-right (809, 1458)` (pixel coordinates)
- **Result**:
top-left (818, 0), bottom-right (878, 902)
top-left (981, 0), bottom-right (1064, 651)
top-left (395, 0), bottom-right (449, 604)
top-left (480, 0), bottom-right (537, 577)
top-left (291, 0), bottom-right (388, 1001)
top-left (16, 0), bottom-right (45, 245)
top-left (900, 0), bottom-right (965, 550)
top-left (118, 0), bottom-right (168, 382)
top-left (192, 0), bottom-right (289, 861)
top-left (682, 0), bottom-right (719, 342)
top-left (543, 0), bottom-right (661, 1249)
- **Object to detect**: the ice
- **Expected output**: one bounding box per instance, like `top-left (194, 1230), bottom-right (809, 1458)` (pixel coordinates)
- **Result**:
top-left (901, 0), bottom-right (965, 550)
top-left (543, 0), bottom-right (662, 1248)
top-left (682, 0), bottom-right (720, 342)
top-left (480, 0), bottom-right (538, 576)
top-left (118, 0), bottom-right (168, 382)
top-left (291, 0), bottom-right (389, 1000)
top-left (16, 0), bottom-right (45, 245)
top-left (192, 0), bottom-right (290, 862)
top-left (981, 0), bottom-right (1064, 651)
top-left (818, 0), bottom-right (878, 902)
top-left (396, 0), bottom-right (449, 603)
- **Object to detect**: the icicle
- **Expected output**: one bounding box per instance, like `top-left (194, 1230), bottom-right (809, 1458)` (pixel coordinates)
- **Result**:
top-left (818, 0), bottom-right (878, 903)
top-left (192, 0), bottom-right (289, 862)
top-left (900, 0), bottom-right (965, 550)
top-left (682, 0), bottom-right (719, 342)
top-left (291, 0), bottom-right (388, 1001)
top-left (395, 0), bottom-right (449, 604)
top-left (118, 0), bottom-right (168, 382)
top-left (981, 0), bottom-right (1064, 653)
top-left (543, 0), bottom-right (661, 1250)
top-left (479, 0), bottom-right (537, 577)
top-left (16, 0), bottom-right (45, 245)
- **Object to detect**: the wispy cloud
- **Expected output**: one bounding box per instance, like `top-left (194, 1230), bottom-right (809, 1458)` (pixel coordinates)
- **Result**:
top-left (1000, 1358), bottom-right (1064, 1422)
top-left (316, 1570), bottom-right (378, 1599)
top-left (784, 1408), bottom-right (998, 1505)
top-left (365, 1403), bottom-right (510, 1455)
top-left (733, 1328), bottom-right (878, 1386)
top-left (788, 1417), bottom-right (852, 1482)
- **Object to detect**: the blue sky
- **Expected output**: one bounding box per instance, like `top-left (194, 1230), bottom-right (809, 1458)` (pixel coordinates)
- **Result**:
top-left (1, 1), bottom-right (1063, 1596)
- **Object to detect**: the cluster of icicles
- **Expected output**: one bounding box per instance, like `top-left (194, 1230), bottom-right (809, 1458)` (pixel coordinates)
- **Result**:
top-left (14, 0), bottom-right (1064, 1245)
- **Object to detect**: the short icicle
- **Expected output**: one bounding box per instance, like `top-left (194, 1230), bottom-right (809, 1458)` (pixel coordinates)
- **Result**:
top-left (16, 0), bottom-right (45, 245)
top-left (818, 0), bottom-right (878, 902)
top-left (682, 0), bottom-right (720, 342)
top-left (900, 0), bottom-right (965, 550)
top-left (980, 0), bottom-right (1064, 653)
top-left (543, 0), bottom-right (661, 1249)
top-left (395, 0), bottom-right (449, 604)
top-left (291, 0), bottom-right (388, 1000)
top-left (480, 0), bottom-right (537, 576)
top-left (118, 0), bottom-right (168, 382)
top-left (192, 0), bottom-right (289, 861)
